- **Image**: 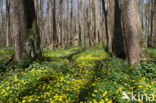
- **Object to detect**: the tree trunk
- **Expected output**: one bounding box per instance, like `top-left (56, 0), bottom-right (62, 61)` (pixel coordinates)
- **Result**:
top-left (70, 0), bottom-right (73, 46)
top-left (148, 0), bottom-right (155, 47)
top-left (110, 0), bottom-right (126, 59)
top-left (6, 0), bottom-right (11, 48)
top-left (0, 0), bottom-right (5, 46)
top-left (73, 0), bottom-right (80, 46)
top-left (12, 0), bottom-right (42, 61)
top-left (120, 0), bottom-right (145, 64)
top-left (142, 0), bottom-right (144, 30)
top-left (12, 0), bottom-right (26, 61)
top-left (59, 0), bottom-right (63, 46)
top-left (52, 0), bottom-right (58, 48)
top-left (102, 0), bottom-right (112, 52)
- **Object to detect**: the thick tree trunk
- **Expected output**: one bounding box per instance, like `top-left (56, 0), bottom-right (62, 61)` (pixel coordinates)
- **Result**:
top-left (12, 0), bottom-right (42, 61)
top-left (25, 0), bottom-right (42, 60)
top-left (12, 0), bottom-right (26, 61)
top-left (120, 0), bottom-right (145, 64)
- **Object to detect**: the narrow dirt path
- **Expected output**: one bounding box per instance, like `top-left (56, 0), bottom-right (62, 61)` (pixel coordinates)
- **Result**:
top-left (61, 50), bottom-right (85, 61)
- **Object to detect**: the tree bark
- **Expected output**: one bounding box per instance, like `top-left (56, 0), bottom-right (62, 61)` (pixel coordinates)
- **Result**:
top-left (110, 0), bottom-right (126, 59)
top-left (52, 0), bottom-right (58, 48)
top-left (12, 0), bottom-right (26, 61)
top-left (0, 0), bottom-right (5, 46)
top-left (102, 0), bottom-right (112, 52)
top-left (142, 0), bottom-right (144, 30)
top-left (120, 0), bottom-right (145, 64)
top-left (6, 0), bottom-right (11, 48)
top-left (148, 0), bottom-right (155, 47)
top-left (12, 0), bottom-right (42, 61)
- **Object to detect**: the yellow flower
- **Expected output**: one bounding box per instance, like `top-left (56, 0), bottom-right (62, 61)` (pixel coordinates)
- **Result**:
top-left (107, 100), bottom-right (112, 103)
top-left (92, 83), bottom-right (96, 86)
top-left (105, 97), bottom-right (109, 102)
top-left (138, 100), bottom-right (143, 103)
top-left (50, 101), bottom-right (55, 103)
top-left (35, 99), bottom-right (39, 102)
top-left (6, 87), bottom-right (10, 90)
top-left (127, 92), bottom-right (131, 95)
top-left (92, 93), bottom-right (96, 97)
top-left (59, 97), bottom-right (63, 102)
top-left (94, 89), bottom-right (98, 93)
top-left (103, 91), bottom-right (107, 97)
top-left (93, 99), bottom-right (98, 103)
top-left (100, 99), bottom-right (104, 103)
top-left (138, 85), bottom-right (143, 88)
top-left (22, 99), bottom-right (26, 103)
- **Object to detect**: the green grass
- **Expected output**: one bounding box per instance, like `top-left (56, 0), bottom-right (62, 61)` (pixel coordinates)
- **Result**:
top-left (0, 47), bottom-right (155, 103)
top-left (43, 46), bottom-right (82, 58)
top-left (148, 48), bottom-right (156, 58)
top-left (0, 47), bottom-right (13, 61)
top-left (0, 47), bottom-right (13, 72)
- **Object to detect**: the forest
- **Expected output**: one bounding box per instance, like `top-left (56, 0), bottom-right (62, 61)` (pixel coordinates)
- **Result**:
top-left (0, 0), bottom-right (156, 103)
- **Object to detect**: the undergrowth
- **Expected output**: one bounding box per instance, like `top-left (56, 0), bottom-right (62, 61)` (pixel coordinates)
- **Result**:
top-left (0, 47), bottom-right (13, 72)
top-left (0, 47), bottom-right (155, 103)
top-left (148, 48), bottom-right (156, 58)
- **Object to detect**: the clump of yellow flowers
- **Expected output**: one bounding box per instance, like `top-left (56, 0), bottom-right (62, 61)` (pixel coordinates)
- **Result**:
top-left (0, 47), bottom-right (155, 103)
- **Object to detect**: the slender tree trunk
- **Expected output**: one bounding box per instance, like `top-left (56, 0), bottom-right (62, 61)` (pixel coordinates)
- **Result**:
top-left (0, 0), bottom-right (5, 46)
top-left (59, 0), bottom-right (63, 46)
top-left (110, 0), bottom-right (126, 59)
top-left (73, 0), bottom-right (80, 46)
top-left (102, 0), bottom-right (112, 52)
top-left (70, 0), bottom-right (73, 46)
top-left (142, 0), bottom-right (144, 30)
top-left (52, 0), bottom-right (58, 48)
top-left (6, 0), bottom-right (10, 48)
top-left (78, 0), bottom-right (81, 46)
top-left (148, 0), bottom-right (155, 47)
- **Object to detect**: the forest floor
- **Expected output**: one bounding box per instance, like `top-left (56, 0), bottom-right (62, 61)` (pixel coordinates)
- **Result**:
top-left (0, 47), bottom-right (156, 103)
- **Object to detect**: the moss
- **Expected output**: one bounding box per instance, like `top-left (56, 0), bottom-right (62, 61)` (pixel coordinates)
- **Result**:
top-left (26, 27), bottom-right (38, 41)
top-left (137, 40), bottom-right (151, 62)
top-left (25, 27), bottom-right (42, 61)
